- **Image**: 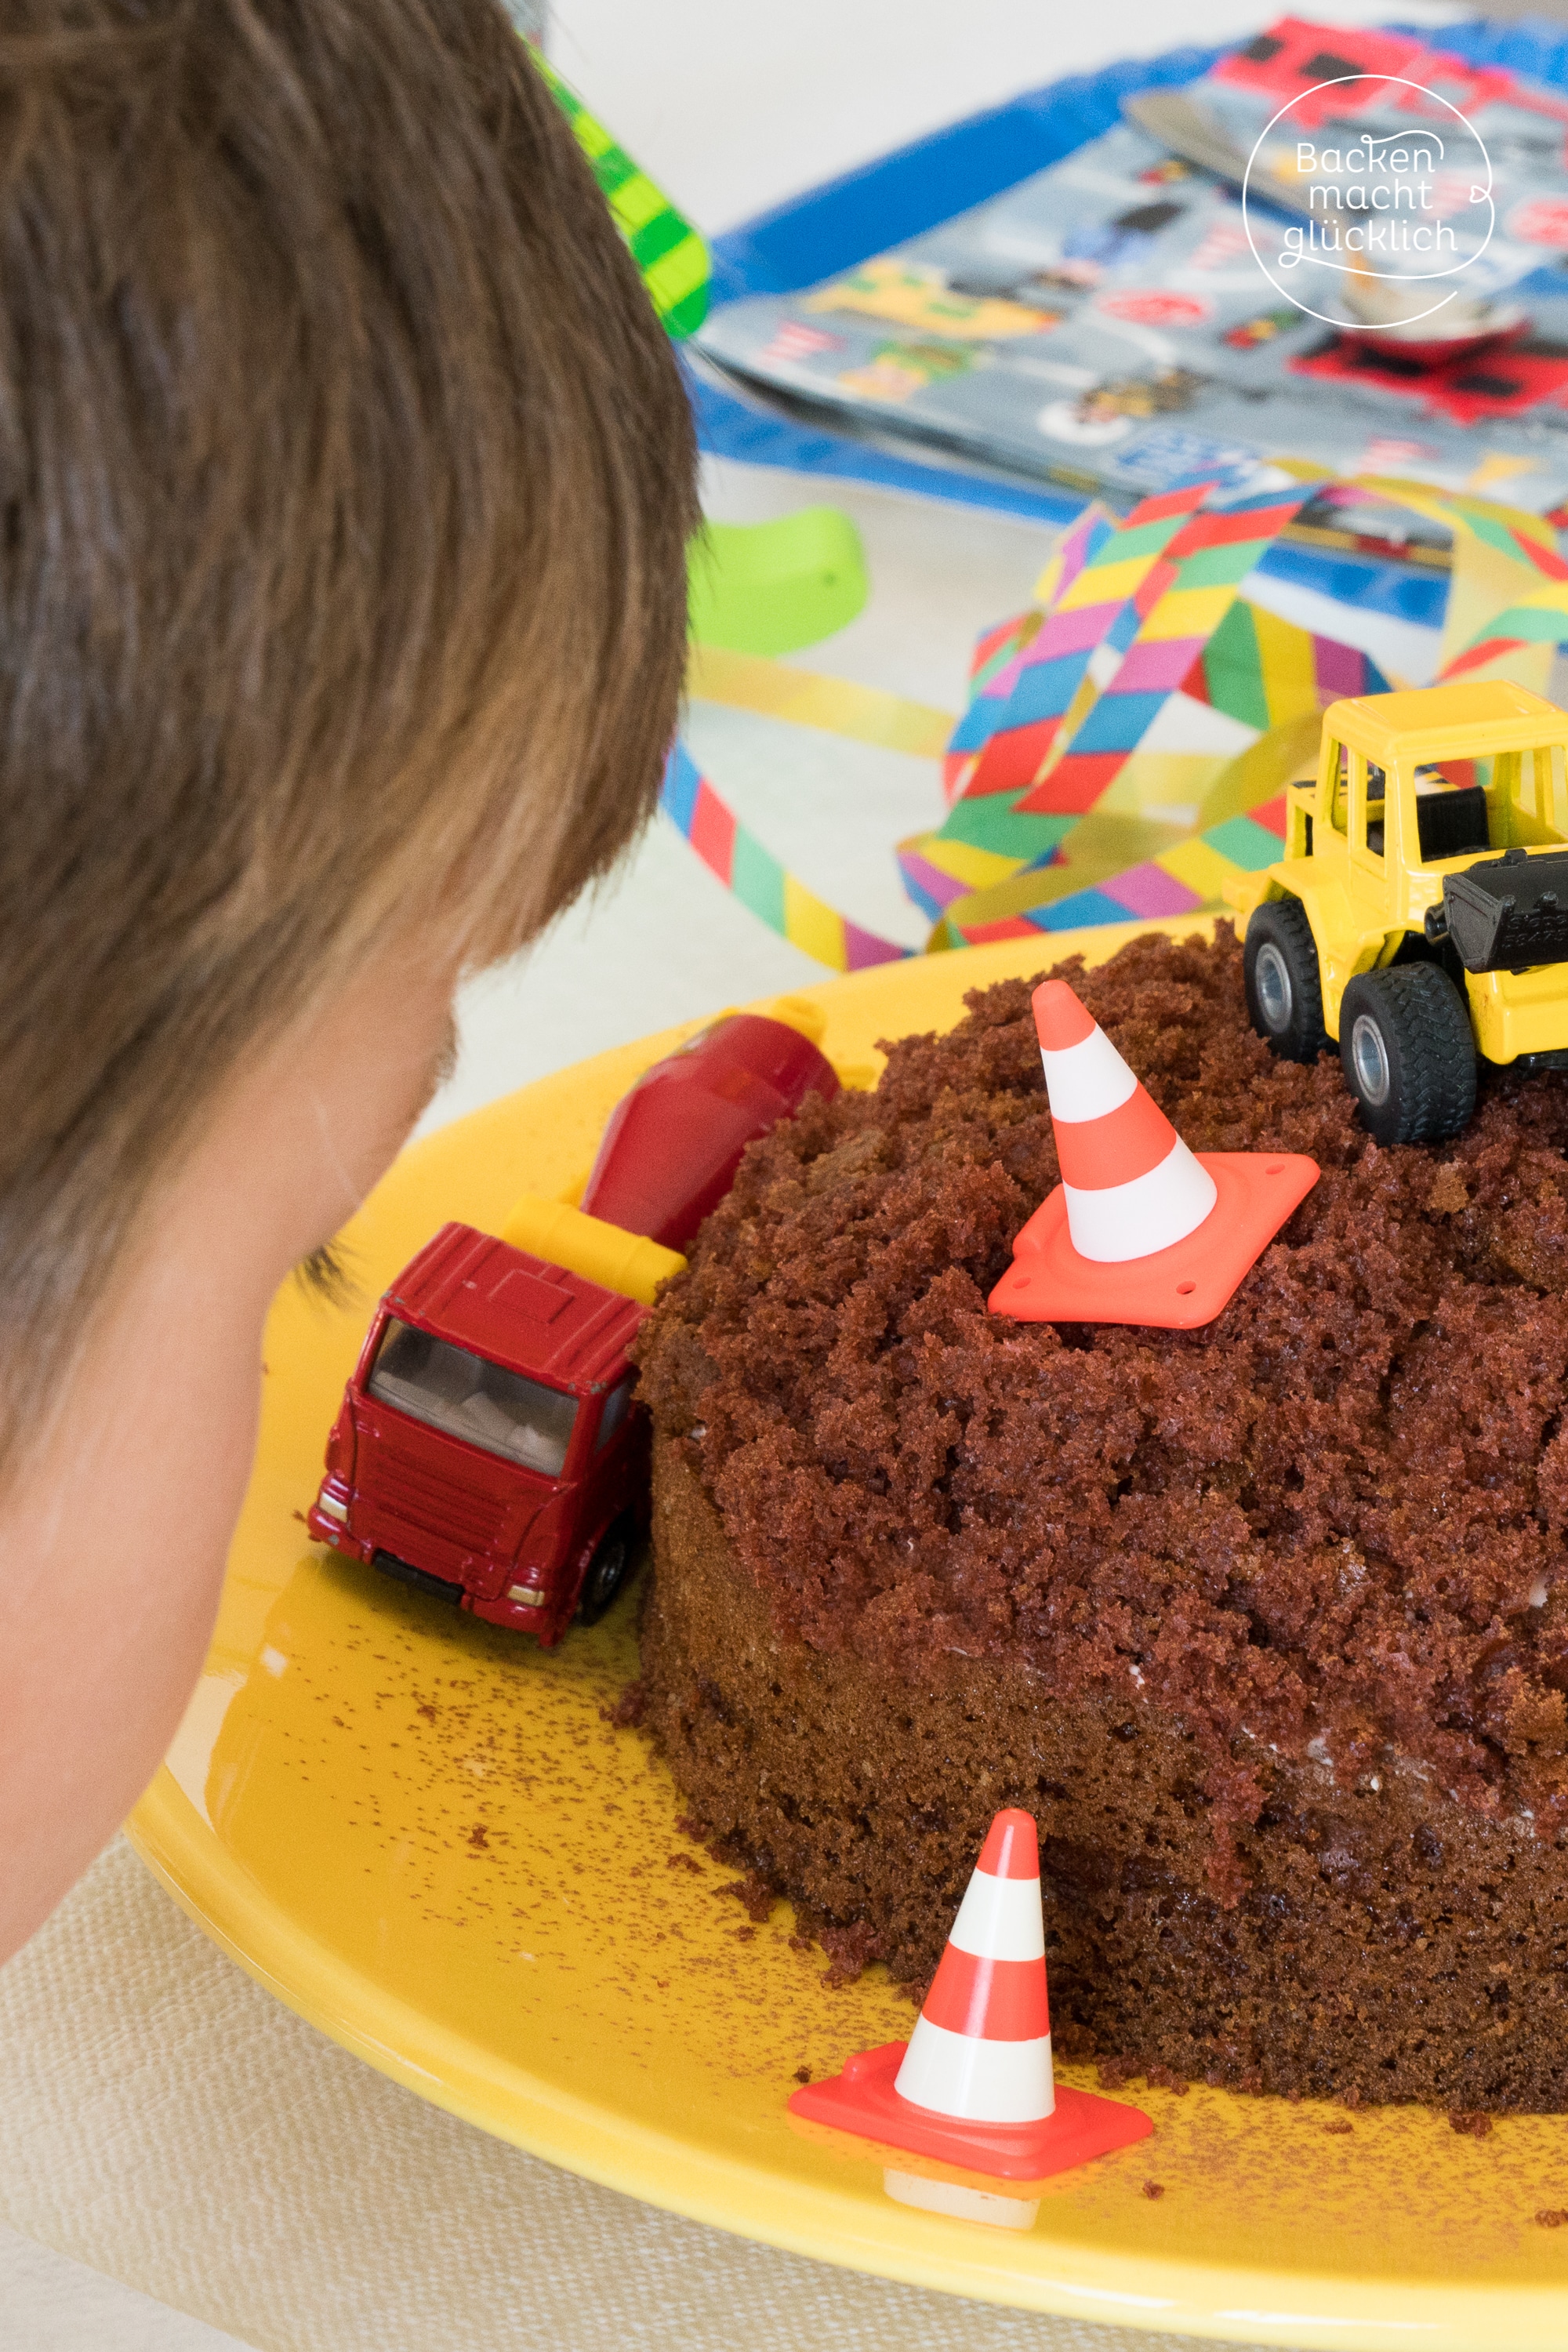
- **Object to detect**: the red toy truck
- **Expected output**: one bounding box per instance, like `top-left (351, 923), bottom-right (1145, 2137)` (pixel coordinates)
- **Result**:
top-left (307, 1007), bottom-right (839, 1640)
top-left (307, 1222), bottom-right (648, 1643)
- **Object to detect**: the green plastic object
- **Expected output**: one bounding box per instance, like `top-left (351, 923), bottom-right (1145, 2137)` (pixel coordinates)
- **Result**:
top-left (687, 509), bottom-right (869, 656)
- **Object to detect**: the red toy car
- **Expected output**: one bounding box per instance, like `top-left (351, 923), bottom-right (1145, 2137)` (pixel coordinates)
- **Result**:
top-left (307, 1221), bottom-right (647, 1643)
top-left (307, 1007), bottom-right (839, 1639)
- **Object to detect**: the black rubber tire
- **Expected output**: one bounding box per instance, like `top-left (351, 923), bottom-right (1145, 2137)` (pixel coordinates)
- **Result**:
top-left (1338, 963), bottom-right (1477, 1146)
top-left (1244, 898), bottom-right (1329, 1062)
top-left (575, 1519), bottom-right (637, 1626)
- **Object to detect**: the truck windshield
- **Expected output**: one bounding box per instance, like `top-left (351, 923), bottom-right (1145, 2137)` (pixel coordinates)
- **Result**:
top-left (368, 1318), bottom-right (579, 1475)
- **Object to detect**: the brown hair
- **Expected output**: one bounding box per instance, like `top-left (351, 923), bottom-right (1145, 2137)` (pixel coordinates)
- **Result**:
top-left (0, 0), bottom-right (696, 1460)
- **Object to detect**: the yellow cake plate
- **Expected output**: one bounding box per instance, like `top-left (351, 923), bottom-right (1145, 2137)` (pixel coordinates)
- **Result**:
top-left (130, 919), bottom-right (1568, 2350)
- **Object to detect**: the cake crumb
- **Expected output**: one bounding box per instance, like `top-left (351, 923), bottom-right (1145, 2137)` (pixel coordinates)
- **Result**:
top-left (604, 1681), bottom-right (646, 1729)
top-left (1449, 2110), bottom-right (1494, 2138)
top-left (1146, 2064), bottom-right (1189, 2096)
top-left (1427, 1163), bottom-right (1469, 1216)
top-left (1536, 2208), bottom-right (1568, 2227)
top-left (733, 1925), bottom-right (756, 1943)
top-left (716, 1870), bottom-right (776, 1924)
top-left (818, 1918), bottom-right (882, 1987)
top-left (794, 2066), bottom-right (811, 2085)
top-left (1097, 2057), bottom-right (1138, 2092)
top-left (1142, 2181), bottom-right (1165, 2200)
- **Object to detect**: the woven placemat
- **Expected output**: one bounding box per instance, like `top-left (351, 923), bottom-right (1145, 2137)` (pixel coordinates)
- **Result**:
top-left (0, 1838), bottom-right (1265, 2352)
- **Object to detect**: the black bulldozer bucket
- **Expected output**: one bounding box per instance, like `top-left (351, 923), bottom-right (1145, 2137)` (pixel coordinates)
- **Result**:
top-left (1439, 847), bottom-right (1568, 973)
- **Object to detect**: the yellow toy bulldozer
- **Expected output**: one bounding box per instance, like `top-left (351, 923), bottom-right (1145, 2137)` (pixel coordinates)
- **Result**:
top-left (1227, 681), bottom-right (1568, 1145)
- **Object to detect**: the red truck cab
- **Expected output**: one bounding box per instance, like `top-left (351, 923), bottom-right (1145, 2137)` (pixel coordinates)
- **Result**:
top-left (307, 1221), bottom-right (648, 1645)
top-left (308, 1006), bottom-right (842, 1641)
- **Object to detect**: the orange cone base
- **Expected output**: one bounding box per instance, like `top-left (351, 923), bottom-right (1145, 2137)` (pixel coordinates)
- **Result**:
top-left (989, 1151), bottom-right (1319, 1331)
top-left (787, 2043), bottom-right (1152, 2182)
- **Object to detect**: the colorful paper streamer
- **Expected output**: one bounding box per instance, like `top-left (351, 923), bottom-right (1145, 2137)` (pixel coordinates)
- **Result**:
top-left (665, 475), bottom-right (1568, 973)
top-left (941, 499), bottom-right (1121, 802)
top-left (662, 742), bottom-right (909, 973)
top-left (927, 709), bottom-right (1330, 946)
top-left (937, 793), bottom-right (1293, 945)
top-left (687, 644), bottom-right (955, 756)
top-left (901, 480), bottom-right (1345, 933)
top-left (537, 54), bottom-right (710, 339)
top-left (1012, 485), bottom-right (1314, 816)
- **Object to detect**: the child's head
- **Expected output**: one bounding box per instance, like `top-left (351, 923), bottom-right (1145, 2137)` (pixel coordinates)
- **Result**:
top-left (0, 0), bottom-right (695, 1955)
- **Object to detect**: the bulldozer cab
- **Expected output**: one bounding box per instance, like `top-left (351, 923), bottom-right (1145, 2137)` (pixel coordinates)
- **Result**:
top-left (1316, 686), bottom-right (1568, 889)
top-left (1319, 737), bottom-right (1496, 876)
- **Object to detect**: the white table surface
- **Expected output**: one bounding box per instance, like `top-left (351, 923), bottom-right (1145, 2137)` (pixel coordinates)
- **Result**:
top-left (0, 2), bottom-right (1472, 2343)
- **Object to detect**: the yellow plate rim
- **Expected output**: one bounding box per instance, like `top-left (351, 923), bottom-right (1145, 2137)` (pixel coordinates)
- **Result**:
top-left (129, 918), bottom-right (1568, 2350)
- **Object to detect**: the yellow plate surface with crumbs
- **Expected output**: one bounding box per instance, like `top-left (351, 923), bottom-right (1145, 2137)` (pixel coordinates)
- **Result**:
top-left (130, 918), bottom-right (1568, 2349)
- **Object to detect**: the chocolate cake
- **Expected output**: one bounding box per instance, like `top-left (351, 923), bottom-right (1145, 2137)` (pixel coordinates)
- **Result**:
top-left (632, 926), bottom-right (1568, 2111)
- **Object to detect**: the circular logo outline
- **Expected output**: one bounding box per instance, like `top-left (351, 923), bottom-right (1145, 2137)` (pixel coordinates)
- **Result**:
top-left (1241, 74), bottom-right (1495, 332)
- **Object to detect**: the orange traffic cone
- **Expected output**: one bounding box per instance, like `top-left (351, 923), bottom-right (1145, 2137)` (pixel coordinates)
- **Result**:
top-left (989, 979), bottom-right (1319, 1330)
top-left (788, 1809), bottom-right (1151, 2181)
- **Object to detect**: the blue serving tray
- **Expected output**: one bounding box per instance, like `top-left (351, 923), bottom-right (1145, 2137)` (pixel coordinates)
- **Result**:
top-left (694, 15), bottom-right (1568, 617)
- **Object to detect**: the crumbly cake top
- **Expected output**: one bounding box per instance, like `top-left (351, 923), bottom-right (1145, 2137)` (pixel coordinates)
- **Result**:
top-left (634, 927), bottom-right (1568, 1865)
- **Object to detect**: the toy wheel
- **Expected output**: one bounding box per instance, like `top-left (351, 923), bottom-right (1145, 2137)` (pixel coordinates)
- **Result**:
top-left (576, 1519), bottom-right (637, 1626)
top-left (1244, 898), bottom-right (1328, 1062)
top-left (1338, 964), bottom-right (1477, 1146)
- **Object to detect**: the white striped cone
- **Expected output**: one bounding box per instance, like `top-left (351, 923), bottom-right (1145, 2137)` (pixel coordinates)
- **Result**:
top-left (1033, 978), bottom-right (1216, 1264)
top-left (894, 1808), bottom-right (1054, 2126)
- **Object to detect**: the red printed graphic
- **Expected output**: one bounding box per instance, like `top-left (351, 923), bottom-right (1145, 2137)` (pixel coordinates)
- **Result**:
top-left (1096, 290), bottom-right (1210, 328)
top-left (1508, 198), bottom-right (1568, 247)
